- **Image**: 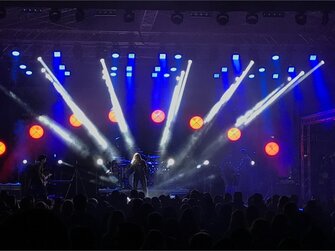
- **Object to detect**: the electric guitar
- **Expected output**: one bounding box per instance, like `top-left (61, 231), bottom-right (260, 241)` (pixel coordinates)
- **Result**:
top-left (42, 173), bottom-right (52, 186)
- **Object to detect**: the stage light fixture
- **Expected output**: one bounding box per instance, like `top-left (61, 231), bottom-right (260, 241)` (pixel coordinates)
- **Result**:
top-left (75, 8), bottom-right (85, 22)
top-left (23, 159), bottom-right (28, 164)
top-left (272, 73), bottom-right (279, 79)
top-left (227, 127), bottom-right (241, 141)
top-left (248, 74), bottom-right (255, 79)
top-left (295, 12), bottom-right (306, 25)
top-left (167, 158), bottom-right (175, 167)
top-left (196, 164), bottom-right (201, 169)
top-left (272, 55), bottom-right (279, 60)
top-left (25, 71), bottom-right (32, 76)
top-left (203, 160), bottom-right (210, 165)
top-left (174, 54), bottom-right (182, 59)
top-left (124, 10), bottom-right (135, 23)
top-left (164, 73), bottom-right (170, 78)
top-left (170, 67), bottom-right (177, 72)
top-left (309, 54), bottom-right (317, 61)
top-left (232, 54), bottom-right (240, 60)
top-left (265, 141), bottom-right (280, 156)
top-left (151, 110), bottom-right (166, 123)
top-left (246, 12), bottom-right (258, 24)
top-left (126, 72), bottom-right (132, 77)
top-left (288, 66), bottom-right (295, 73)
top-left (259, 67), bottom-right (266, 72)
top-left (159, 53), bottom-right (167, 60)
top-left (69, 114), bottom-right (82, 128)
top-left (58, 160), bottom-right (63, 164)
top-left (216, 12), bottom-right (229, 25)
top-left (155, 66), bottom-right (161, 72)
top-left (221, 67), bottom-right (228, 72)
top-left (287, 76), bottom-right (292, 81)
top-left (111, 66), bottom-right (117, 71)
top-left (110, 72), bottom-right (117, 77)
top-left (64, 71), bottom-right (70, 76)
top-left (189, 116), bottom-right (204, 130)
top-left (97, 158), bottom-right (104, 166)
top-left (53, 51), bottom-right (61, 57)
top-left (151, 73), bottom-right (158, 78)
top-left (49, 8), bottom-right (61, 22)
top-left (11, 50), bottom-right (20, 56)
top-left (29, 125), bottom-right (44, 139)
top-left (0, 7), bottom-right (6, 19)
top-left (250, 160), bottom-right (256, 166)
top-left (126, 66), bottom-right (133, 71)
top-left (19, 64), bottom-right (27, 70)
top-left (213, 73), bottom-right (220, 79)
top-left (108, 110), bottom-right (117, 123)
top-left (171, 11), bottom-right (183, 24)
top-left (128, 53), bottom-right (135, 59)
top-left (112, 53), bottom-right (120, 58)
top-left (59, 65), bottom-right (65, 70)
top-left (0, 141), bottom-right (6, 156)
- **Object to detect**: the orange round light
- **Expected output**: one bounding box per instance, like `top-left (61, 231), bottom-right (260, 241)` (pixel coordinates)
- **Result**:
top-left (29, 125), bottom-right (44, 139)
top-left (0, 141), bottom-right (6, 156)
top-left (227, 127), bottom-right (242, 141)
top-left (69, 114), bottom-right (82, 128)
top-left (151, 110), bottom-right (166, 123)
top-left (108, 110), bottom-right (118, 123)
top-left (265, 142), bottom-right (280, 156)
top-left (189, 116), bottom-right (204, 130)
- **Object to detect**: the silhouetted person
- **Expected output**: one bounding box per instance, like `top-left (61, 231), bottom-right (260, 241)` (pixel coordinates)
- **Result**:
top-left (129, 153), bottom-right (148, 196)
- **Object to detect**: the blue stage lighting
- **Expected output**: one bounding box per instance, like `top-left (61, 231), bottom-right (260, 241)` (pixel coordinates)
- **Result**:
top-left (272, 73), bottom-right (279, 79)
top-left (232, 54), bottom-right (240, 60)
top-left (19, 64), bottom-right (27, 70)
top-left (259, 67), bottom-right (266, 72)
top-left (174, 54), bottom-right (182, 59)
top-left (164, 73), bottom-right (170, 78)
top-left (170, 67), bottom-right (177, 72)
top-left (128, 53), bottom-right (135, 59)
top-left (155, 66), bottom-right (161, 72)
top-left (111, 66), bottom-right (117, 71)
top-left (288, 66), bottom-right (295, 73)
top-left (110, 72), bottom-right (117, 77)
top-left (126, 66), bottom-right (133, 71)
top-left (53, 51), bottom-right (61, 57)
top-left (248, 74), bottom-right (255, 79)
top-left (12, 50), bottom-right (20, 56)
top-left (112, 53), bottom-right (120, 58)
top-left (221, 67), bottom-right (228, 72)
top-left (126, 72), bottom-right (132, 77)
top-left (152, 73), bottom-right (158, 78)
top-left (25, 70), bottom-right (32, 75)
top-left (309, 54), bottom-right (317, 61)
top-left (159, 53), bottom-right (167, 60)
top-left (213, 73), bottom-right (220, 79)
top-left (59, 64), bottom-right (65, 70)
top-left (64, 71), bottom-right (71, 76)
top-left (272, 55), bottom-right (279, 60)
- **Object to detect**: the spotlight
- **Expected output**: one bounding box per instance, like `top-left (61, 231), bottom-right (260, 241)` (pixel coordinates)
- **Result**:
top-left (164, 73), bottom-right (170, 78)
top-left (155, 66), bottom-right (161, 72)
top-left (25, 71), bottom-right (33, 76)
top-left (174, 54), bottom-right (182, 59)
top-left (53, 51), bottom-right (61, 57)
top-left (97, 158), bottom-right (104, 166)
top-left (0, 7), bottom-right (6, 19)
top-left (108, 110), bottom-right (117, 123)
top-left (151, 73), bottom-right (158, 78)
top-left (124, 10), bottom-right (135, 23)
top-left (58, 160), bottom-right (63, 165)
top-left (203, 160), bottom-right (210, 165)
top-left (59, 65), bottom-right (65, 70)
top-left (248, 74), bottom-right (255, 79)
top-left (19, 64), bottom-right (27, 70)
top-left (128, 53), bottom-right (135, 59)
top-left (288, 66), bottom-right (295, 73)
top-left (171, 11), bottom-right (183, 24)
top-left (126, 66), bottom-right (133, 71)
top-left (29, 125), bottom-right (44, 139)
top-left (196, 164), bottom-right (201, 169)
top-left (22, 159), bottom-right (28, 164)
top-left (11, 50), bottom-right (20, 57)
top-left (250, 160), bottom-right (256, 166)
top-left (213, 73), bottom-right (220, 79)
top-left (112, 53), bottom-right (120, 58)
top-left (246, 12), bottom-right (258, 24)
top-left (111, 66), bottom-right (117, 71)
top-left (221, 67), bottom-right (228, 72)
top-left (64, 71), bottom-right (70, 76)
top-left (287, 76), bottom-right (292, 81)
top-left (272, 73), bottom-right (279, 79)
top-left (0, 141), bottom-right (6, 156)
top-left (170, 67), bottom-right (177, 72)
top-left (227, 127), bottom-right (242, 142)
top-left (189, 116), bottom-right (204, 130)
top-left (167, 158), bottom-right (175, 167)
top-left (309, 54), bottom-right (317, 61)
top-left (75, 8), bottom-right (85, 22)
top-left (259, 67), bottom-right (266, 73)
top-left (110, 72), bottom-right (117, 77)
top-left (49, 8), bottom-right (61, 22)
top-left (265, 141), bottom-right (280, 156)
top-left (151, 110), bottom-right (166, 123)
top-left (126, 72), bottom-right (132, 77)
top-left (295, 12), bottom-right (306, 25)
top-left (272, 55), bottom-right (279, 60)
top-left (159, 53), bottom-right (167, 60)
top-left (232, 54), bottom-right (240, 60)
top-left (216, 12), bottom-right (229, 25)
top-left (69, 114), bottom-right (82, 128)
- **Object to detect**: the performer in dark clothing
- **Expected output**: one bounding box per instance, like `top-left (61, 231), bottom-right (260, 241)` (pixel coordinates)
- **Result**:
top-left (129, 153), bottom-right (148, 196)
top-left (25, 155), bottom-right (51, 200)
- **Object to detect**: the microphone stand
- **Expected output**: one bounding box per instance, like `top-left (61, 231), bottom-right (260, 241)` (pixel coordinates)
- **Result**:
top-left (65, 161), bottom-right (86, 199)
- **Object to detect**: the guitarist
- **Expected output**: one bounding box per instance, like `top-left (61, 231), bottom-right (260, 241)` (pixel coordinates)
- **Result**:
top-left (26, 155), bottom-right (51, 201)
